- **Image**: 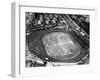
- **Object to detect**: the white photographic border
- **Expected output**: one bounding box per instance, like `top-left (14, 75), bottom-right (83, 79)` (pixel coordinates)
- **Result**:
top-left (11, 2), bottom-right (97, 78)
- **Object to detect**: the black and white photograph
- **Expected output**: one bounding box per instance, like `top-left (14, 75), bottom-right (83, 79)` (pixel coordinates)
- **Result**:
top-left (10, 2), bottom-right (97, 77)
top-left (25, 12), bottom-right (90, 67)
